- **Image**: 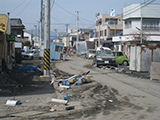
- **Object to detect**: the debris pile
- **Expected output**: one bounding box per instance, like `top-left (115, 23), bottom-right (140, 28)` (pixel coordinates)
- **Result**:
top-left (51, 70), bottom-right (91, 90)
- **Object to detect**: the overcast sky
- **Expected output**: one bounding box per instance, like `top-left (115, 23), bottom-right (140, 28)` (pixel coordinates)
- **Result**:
top-left (0, 0), bottom-right (160, 33)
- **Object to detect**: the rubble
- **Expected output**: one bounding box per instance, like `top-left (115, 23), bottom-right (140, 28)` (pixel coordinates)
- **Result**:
top-left (0, 58), bottom-right (152, 119)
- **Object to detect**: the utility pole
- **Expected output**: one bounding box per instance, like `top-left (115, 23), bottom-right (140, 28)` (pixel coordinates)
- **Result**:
top-left (38, 21), bottom-right (40, 47)
top-left (98, 18), bottom-right (101, 47)
top-left (43, 0), bottom-right (50, 76)
top-left (54, 29), bottom-right (57, 43)
top-left (65, 24), bottom-right (69, 32)
top-left (65, 24), bottom-right (69, 46)
top-left (76, 11), bottom-right (80, 42)
top-left (40, 0), bottom-right (43, 50)
top-left (34, 25), bottom-right (37, 48)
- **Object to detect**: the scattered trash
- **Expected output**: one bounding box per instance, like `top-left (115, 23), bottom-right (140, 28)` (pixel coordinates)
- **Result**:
top-left (18, 65), bottom-right (38, 72)
top-left (56, 71), bottom-right (91, 87)
top-left (50, 98), bottom-right (68, 105)
top-left (50, 78), bottom-right (55, 85)
top-left (49, 108), bottom-right (55, 112)
top-left (64, 94), bottom-right (73, 98)
top-left (109, 99), bottom-right (113, 103)
top-left (59, 84), bottom-right (70, 89)
top-left (50, 105), bottom-right (75, 111)
top-left (6, 100), bottom-right (22, 106)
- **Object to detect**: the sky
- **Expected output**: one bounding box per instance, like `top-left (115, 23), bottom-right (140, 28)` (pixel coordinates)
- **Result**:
top-left (0, 0), bottom-right (160, 33)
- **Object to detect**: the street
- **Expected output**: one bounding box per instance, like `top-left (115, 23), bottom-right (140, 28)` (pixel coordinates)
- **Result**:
top-left (0, 55), bottom-right (160, 120)
top-left (56, 55), bottom-right (160, 120)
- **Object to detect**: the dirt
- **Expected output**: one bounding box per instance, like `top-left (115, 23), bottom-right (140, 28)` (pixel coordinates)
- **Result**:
top-left (0, 59), bottom-right (150, 119)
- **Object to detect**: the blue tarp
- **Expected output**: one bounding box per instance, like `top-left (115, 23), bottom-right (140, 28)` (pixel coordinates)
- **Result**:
top-left (18, 65), bottom-right (38, 71)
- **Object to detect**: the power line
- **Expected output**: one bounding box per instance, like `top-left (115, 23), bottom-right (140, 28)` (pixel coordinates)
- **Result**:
top-left (55, 2), bottom-right (95, 24)
top-left (50, 0), bottom-right (56, 11)
top-left (98, 0), bottom-right (156, 24)
top-left (123, 0), bottom-right (156, 17)
top-left (55, 2), bottom-right (76, 17)
top-left (15, 0), bottom-right (33, 17)
top-left (11, 0), bottom-right (26, 13)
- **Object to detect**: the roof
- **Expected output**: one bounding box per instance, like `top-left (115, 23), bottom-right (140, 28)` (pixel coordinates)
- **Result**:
top-left (10, 18), bottom-right (25, 28)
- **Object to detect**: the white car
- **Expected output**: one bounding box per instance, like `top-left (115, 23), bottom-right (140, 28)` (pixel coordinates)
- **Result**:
top-left (22, 50), bottom-right (39, 60)
top-left (86, 49), bottom-right (96, 59)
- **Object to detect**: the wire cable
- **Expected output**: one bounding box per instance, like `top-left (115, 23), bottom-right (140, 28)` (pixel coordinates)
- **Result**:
top-left (15, 0), bottom-right (33, 17)
top-left (55, 2), bottom-right (76, 17)
top-left (50, 0), bottom-right (56, 11)
top-left (11, 0), bottom-right (27, 13)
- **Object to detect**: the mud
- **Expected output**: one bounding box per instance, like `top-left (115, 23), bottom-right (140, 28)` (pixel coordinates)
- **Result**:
top-left (0, 59), bottom-right (144, 120)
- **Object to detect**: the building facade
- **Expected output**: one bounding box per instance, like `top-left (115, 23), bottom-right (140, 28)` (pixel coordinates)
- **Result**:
top-left (112, 3), bottom-right (160, 59)
top-left (10, 18), bottom-right (25, 39)
top-left (96, 14), bottom-right (123, 48)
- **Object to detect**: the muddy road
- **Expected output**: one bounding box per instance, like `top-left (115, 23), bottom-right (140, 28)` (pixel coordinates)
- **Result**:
top-left (56, 55), bottom-right (160, 120)
top-left (0, 55), bottom-right (160, 120)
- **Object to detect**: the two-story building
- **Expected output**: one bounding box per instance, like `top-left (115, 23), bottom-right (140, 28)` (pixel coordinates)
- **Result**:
top-left (112, 3), bottom-right (160, 57)
top-left (10, 18), bottom-right (25, 40)
top-left (96, 14), bottom-right (123, 49)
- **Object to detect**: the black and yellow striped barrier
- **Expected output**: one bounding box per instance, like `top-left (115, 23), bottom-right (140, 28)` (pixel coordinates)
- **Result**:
top-left (43, 49), bottom-right (50, 70)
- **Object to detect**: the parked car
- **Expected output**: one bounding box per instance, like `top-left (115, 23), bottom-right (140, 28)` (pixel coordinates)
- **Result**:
top-left (112, 51), bottom-right (129, 66)
top-left (93, 47), bottom-right (117, 67)
top-left (86, 49), bottom-right (96, 59)
top-left (22, 50), bottom-right (39, 60)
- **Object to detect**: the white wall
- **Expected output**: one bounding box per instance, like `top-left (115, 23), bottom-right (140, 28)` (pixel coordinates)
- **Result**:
top-left (123, 4), bottom-right (160, 20)
top-left (123, 4), bottom-right (160, 35)
top-left (24, 32), bottom-right (32, 43)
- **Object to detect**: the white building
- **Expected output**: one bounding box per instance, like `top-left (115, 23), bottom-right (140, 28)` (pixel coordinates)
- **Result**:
top-left (24, 31), bottom-right (33, 45)
top-left (112, 3), bottom-right (160, 58)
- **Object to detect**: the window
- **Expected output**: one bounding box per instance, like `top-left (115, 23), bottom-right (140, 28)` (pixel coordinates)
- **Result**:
top-left (105, 29), bottom-right (107, 36)
top-left (105, 18), bottom-right (118, 25)
top-left (55, 46), bottom-right (63, 52)
top-left (97, 50), bottom-right (113, 55)
top-left (142, 19), bottom-right (160, 31)
top-left (117, 52), bottom-right (123, 56)
top-left (125, 20), bottom-right (132, 29)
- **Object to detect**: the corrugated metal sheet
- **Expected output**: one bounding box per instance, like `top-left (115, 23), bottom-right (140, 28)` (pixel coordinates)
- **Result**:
top-left (150, 62), bottom-right (160, 80)
top-left (130, 45), bottom-right (160, 72)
